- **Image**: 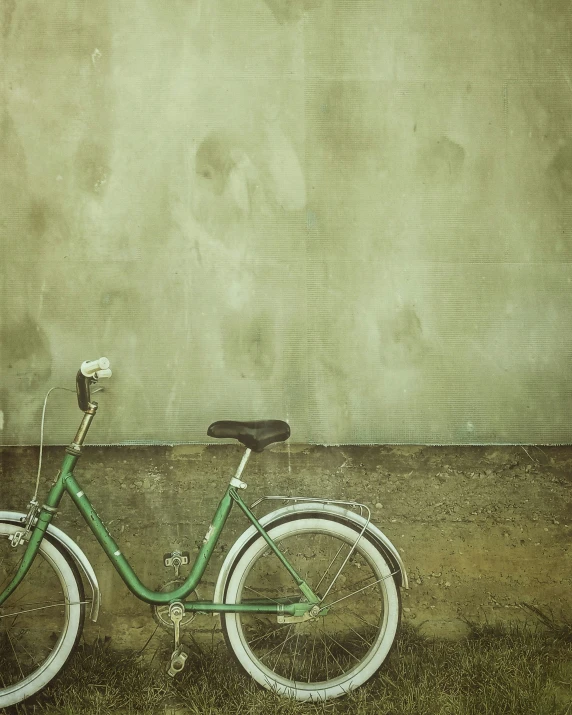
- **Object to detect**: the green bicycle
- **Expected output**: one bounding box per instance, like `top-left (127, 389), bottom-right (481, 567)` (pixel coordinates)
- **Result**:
top-left (0, 359), bottom-right (407, 706)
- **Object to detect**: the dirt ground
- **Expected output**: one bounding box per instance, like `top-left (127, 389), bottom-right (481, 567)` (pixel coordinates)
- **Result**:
top-left (1, 443), bottom-right (571, 645)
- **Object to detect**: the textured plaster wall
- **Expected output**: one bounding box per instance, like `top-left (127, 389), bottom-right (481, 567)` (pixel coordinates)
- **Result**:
top-left (1, 1), bottom-right (572, 445)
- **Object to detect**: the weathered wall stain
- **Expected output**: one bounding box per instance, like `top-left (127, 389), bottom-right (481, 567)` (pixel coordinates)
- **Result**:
top-left (28, 200), bottom-right (49, 238)
top-left (195, 132), bottom-right (237, 197)
top-left (192, 131), bottom-right (259, 232)
top-left (222, 313), bottom-right (276, 381)
top-left (315, 81), bottom-right (379, 154)
top-left (193, 123), bottom-right (305, 228)
top-left (260, 123), bottom-right (306, 211)
top-left (548, 143), bottom-right (572, 197)
top-left (1, 0), bottom-right (16, 39)
top-left (418, 136), bottom-right (466, 182)
top-left (0, 316), bottom-right (52, 436)
top-left (74, 140), bottom-right (111, 196)
top-left (504, 78), bottom-right (572, 261)
top-left (0, 315), bottom-right (52, 385)
top-left (263, 0), bottom-right (324, 25)
top-left (0, 112), bottom-right (30, 244)
top-left (389, 304), bottom-right (425, 363)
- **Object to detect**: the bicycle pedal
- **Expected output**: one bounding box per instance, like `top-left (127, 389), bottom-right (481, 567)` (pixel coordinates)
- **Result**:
top-left (167, 645), bottom-right (189, 677)
top-left (163, 551), bottom-right (190, 568)
top-left (163, 551), bottom-right (190, 577)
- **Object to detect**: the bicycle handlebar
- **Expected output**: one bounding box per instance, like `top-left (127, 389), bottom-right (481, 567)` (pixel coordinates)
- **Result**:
top-left (76, 357), bottom-right (112, 411)
top-left (81, 357), bottom-right (111, 377)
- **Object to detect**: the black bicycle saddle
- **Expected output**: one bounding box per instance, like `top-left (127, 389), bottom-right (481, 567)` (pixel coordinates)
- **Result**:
top-left (207, 420), bottom-right (290, 452)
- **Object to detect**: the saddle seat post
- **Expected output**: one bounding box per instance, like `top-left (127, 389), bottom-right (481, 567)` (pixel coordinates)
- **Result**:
top-left (230, 448), bottom-right (252, 490)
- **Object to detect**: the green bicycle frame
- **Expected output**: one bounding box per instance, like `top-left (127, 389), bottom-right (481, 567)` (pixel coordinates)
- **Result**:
top-left (0, 441), bottom-right (319, 617)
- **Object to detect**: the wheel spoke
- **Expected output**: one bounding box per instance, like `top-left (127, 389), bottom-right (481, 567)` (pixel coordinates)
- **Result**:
top-left (256, 625), bottom-right (295, 663)
top-left (326, 572), bottom-right (379, 597)
top-left (5, 626), bottom-right (25, 680)
top-left (319, 623), bottom-right (346, 676)
top-left (289, 632), bottom-right (301, 682)
top-left (330, 611), bottom-right (374, 647)
top-left (0, 600), bottom-right (82, 620)
top-left (314, 543), bottom-right (346, 593)
top-left (323, 630), bottom-right (361, 663)
top-left (336, 606), bottom-right (381, 633)
top-left (13, 635), bottom-right (44, 670)
top-left (319, 530), bottom-right (368, 603)
top-left (307, 632), bottom-right (317, 682)
top-left (322, 570), bottom-right (399, 611)
top-left (242, 583), bottom-right (299, 606)
top-left (246, 621), bottom-right (294, 647)
top-left (271, 625), bottom-right (295, 673)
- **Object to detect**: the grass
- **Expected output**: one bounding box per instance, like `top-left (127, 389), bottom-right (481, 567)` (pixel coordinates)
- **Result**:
top-left (3, 618), bottom-right (571, 715)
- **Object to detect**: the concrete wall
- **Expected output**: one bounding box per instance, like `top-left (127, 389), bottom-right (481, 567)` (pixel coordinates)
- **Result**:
top-left (1, 444), bottom-right (570, 643)
top-left (2, 1), bottom-right (572, 446)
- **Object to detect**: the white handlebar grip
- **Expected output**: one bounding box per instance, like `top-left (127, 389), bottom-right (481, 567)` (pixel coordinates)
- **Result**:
top-left (81, 357), bottom-right (111, 376)
top-left (95, 368), bottom-right (112, 379)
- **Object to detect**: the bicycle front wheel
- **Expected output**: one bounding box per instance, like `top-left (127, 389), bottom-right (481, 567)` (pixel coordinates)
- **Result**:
top-left (222, 515), bottom-right (401, 701)
top-left (0, 522), bottom-right (85, 708)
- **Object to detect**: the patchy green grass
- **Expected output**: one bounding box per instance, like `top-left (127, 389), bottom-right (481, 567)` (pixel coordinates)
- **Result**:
top-left (3, 620), bottom-right (571, 715)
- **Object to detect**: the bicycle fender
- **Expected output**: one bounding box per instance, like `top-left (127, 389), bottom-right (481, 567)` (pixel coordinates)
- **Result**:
top-left (0, 511), bottom-right (100, 622)
top-left (213, 502), bottom-right (408, 606)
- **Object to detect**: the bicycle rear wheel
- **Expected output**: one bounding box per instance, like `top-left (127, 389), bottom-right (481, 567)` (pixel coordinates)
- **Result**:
top-left (221, 515), bottom-right (400, 701)
top-left (0, 522), bottom-right (85, 708)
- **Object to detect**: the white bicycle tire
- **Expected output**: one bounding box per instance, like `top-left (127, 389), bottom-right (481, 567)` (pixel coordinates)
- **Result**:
top-left (222, 516), bottom-right (401, 701)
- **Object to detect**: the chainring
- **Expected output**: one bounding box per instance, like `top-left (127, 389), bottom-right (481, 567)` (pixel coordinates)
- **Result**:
top-left (152, 579), bottom-right (199, 630)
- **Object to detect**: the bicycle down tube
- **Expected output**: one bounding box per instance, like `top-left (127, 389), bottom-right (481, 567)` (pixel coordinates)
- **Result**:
top-left (0, 456), bottom-right (320, 616)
